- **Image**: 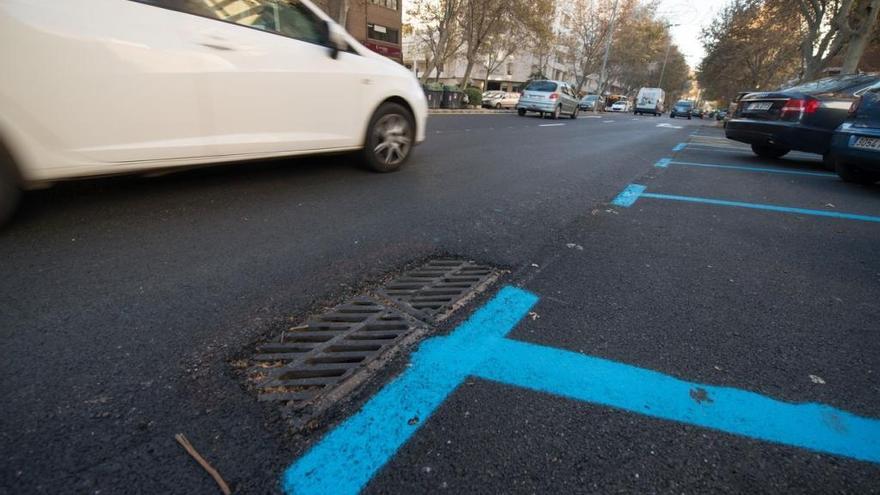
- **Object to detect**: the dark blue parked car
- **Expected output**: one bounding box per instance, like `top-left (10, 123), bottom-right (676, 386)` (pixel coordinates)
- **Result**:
top-left (831, 81), bottom-right (880, 184)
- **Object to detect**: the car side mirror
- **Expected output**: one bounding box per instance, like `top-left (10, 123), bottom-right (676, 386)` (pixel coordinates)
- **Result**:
top-left (323, 21), bottom-right (347, 59)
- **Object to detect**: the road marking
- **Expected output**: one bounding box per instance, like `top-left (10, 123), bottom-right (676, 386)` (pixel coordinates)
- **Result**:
top-left (654, 158), bottom-right (836, 177)
top-left (612, 183), bottom-right (880, 223)
top-left (539, 123), bottom-right (566, 127)
top-left (282, 286), bottom-right (880, 495)
top-left (584, 115), bottom-right (602, 119)
top-left (603, 120), bottom-right (615, 123)
top-left (657, 123), bottom-right (683, 129)
top-left (673, 143), bottom-right (687, 151)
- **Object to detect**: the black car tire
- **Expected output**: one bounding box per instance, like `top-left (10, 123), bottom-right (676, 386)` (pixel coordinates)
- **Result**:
top-left (570, 107), bottom-right (578, 119)
top-left (552, 105), bottom-right (561, 120)
top-left (751, 144), bottom-right (789, 159)
top-left (517, 108), bottom-right (526, 116)
top-left (836, 160), bottom-right (880, 184)
top-left (361, 102), bottom-right (414, 173)
top-left (670, 114), bottom-right (675, 119)
top-left (495, 103), bottom-right (502, 109)
top-left (687, 116), bottom-right (692, 120)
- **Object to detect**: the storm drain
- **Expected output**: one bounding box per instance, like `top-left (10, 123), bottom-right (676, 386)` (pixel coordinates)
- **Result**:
top-left (250, 297), bottom-right (415, 407)
top-left (245, 259), bottom-right (500, 414)
top-left (380, 259), bottom-right (497, 320)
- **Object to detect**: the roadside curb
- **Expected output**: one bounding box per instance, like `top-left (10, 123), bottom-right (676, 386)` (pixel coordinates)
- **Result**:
top-left (429, 109), bottom-right (515, 116)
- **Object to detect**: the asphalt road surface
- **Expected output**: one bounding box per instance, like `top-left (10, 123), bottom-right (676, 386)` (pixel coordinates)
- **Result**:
top-left (2, 113), bottom-right (878, 494)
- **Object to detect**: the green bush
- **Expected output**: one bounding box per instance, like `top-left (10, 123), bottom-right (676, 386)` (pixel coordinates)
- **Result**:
top-left (425, 82), bottom-right (444, 91)
top-left (464, 87), bottom-right (483, 107)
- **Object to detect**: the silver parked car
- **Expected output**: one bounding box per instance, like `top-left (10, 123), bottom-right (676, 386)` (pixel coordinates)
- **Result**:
top-left (516, 80), bottom-right (580, 119)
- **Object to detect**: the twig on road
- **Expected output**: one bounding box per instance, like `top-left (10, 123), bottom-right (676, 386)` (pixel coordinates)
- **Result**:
top-left (175, 433), bottom-right (232, 495)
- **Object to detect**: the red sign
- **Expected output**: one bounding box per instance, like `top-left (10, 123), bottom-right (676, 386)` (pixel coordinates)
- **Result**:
top-left (364, 41), bottom-right (402, 60)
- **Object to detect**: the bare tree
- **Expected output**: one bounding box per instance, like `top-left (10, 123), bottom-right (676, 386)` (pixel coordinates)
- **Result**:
top-left (795, 0), bottom-right (880, 79)
top-left (458, 0), bottom-right (509, 87)
top-left (562, 0), bottom-right (616, 93)
top-left (409, 0), bottom-right (466, 83)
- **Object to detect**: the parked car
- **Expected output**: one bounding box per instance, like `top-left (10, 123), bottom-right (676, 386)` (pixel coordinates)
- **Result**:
top-left (716, 110), bottom-right (729, 121)
top-left (691, 108), bottom-right (705, 119)
top-left (482, 91), bottom-right (520, 109)
top-left (0, 0), bottom-right (428, 225)
top-left (635, 87), bottom-right (665, 116)
top-left (725, 74), bottom-right (879, 162)
top-left (604, 94), bottom-right (627, 111)
top-left (830, 81), bottom-right (880, 184)
top-left (610, 97), bottom-right (631, 112)
top-left (579, 94), bottom-right (605, 111)
top-left (516, 80), bottom-right (580, 119)
top-left (670, 100), bottom-right (694, 119)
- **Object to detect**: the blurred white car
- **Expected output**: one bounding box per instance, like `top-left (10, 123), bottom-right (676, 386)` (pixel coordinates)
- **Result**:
top-left (0, 0), bottom-right (427, 223)
top-left (611, 100), bottom-right (632, 112)
top-left (482, 91), bottom-right (520, 109)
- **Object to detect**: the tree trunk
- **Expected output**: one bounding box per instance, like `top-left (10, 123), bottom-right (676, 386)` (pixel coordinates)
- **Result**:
top-left (460, 58), bottom-right (476, 87)
top-left (841, 0), bottom-right (880, 74)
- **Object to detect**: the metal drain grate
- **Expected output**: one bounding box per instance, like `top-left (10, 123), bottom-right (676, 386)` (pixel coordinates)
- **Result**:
top-left (380, 259), bottom-right (497, 320)
top-left (250, 297), bottom-right (414, 406)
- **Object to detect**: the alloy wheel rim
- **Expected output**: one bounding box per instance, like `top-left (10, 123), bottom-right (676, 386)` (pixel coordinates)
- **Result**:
top-left (373, 114), bottom-right (412, 166)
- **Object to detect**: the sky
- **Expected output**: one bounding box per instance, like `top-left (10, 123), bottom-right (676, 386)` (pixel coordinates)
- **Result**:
top-left (653, 0), bottom-right (733, 69)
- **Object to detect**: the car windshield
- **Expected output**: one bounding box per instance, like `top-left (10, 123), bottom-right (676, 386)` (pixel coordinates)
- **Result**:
top-left (525, 81), bottom-right (558, 92)
top-left (676, 101), bottom-right (693, 108)
top-left (582, 95), bottom-right (598, 102)
top-left (784, 74), bottom-right (878, 95)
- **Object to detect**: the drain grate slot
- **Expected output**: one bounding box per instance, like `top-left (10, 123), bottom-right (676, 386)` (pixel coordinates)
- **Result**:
top-left (379, 259), bottom-right (499, 320)
top-left (249, 297), bottom-right (415, 409)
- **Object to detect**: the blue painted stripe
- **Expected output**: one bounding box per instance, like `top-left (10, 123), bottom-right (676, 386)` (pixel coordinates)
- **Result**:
top-left (655, 158), bottom-right (672, 168)
top-left (611, 184), bottom-right (646, 207)
top-left (641, 192), bottom-right (880, 223)
top-left (281, 287), bottom-right (539, 495)
top-left (672, 143), bottom-right (686, 151)
top-left (658, 160), bottom-right (835, 178)
top-left (476, 339), bottom-right (880, 464)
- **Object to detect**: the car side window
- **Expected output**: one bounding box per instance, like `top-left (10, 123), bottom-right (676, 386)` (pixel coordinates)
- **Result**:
top-left (134, 0), bottom-right (327, 46)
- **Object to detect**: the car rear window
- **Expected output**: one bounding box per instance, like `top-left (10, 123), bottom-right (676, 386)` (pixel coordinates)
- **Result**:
top-left (525, 81), bottom-right (558, 92)
top-left (676, 101), bottom-right (693, 107)
top-left (784, 75), bottom-right (878, 95)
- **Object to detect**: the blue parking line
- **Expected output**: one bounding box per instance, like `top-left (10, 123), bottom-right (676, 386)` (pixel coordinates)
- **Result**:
top-left (282, 287), bottom-right (539, 495)
top-left (477, 339), bottom-right (880, 464)
top-left (673, 143), bottom-right (686, 151)
top-left (612, 183), bottom-right (880, 223)
top-left (654, 158), bottom-right (836, 178)
top-left (282, 286), bottom-right (880, 495)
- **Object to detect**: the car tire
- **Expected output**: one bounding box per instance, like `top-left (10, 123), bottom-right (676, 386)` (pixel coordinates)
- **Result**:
top-left (670, 114), bottom-right (674, 119)
top-left (571, 107), bottom-right (579, 119)
top-left (836, 160), bottom-right (880, 184)
top-left (517, 108), bottom-right (526, 116)
top-left (361, 102), bottom-right (415, 173)
top-left (495, 103), bottom-right (502, 109)
top-left (751, 144), bottom-right (789, 159)
top-left (552, 105), bottom-right (561, 120)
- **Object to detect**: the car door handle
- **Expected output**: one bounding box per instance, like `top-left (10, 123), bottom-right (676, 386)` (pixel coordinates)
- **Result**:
top-left (199, 41), bottom-right (235, 51)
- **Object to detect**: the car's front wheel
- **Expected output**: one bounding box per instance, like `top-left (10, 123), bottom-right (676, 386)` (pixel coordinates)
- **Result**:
top-left (836, 160), bottom-right (880, 184)
top-left (571, 107), bottom-right (579, 119)
top-left (517, 108), bottom-right (526, 116)
top-left (552, 105), bottom-right (561, 119)
top-left (362, 102), bottom-right (414, 173)
top-left (751, 144), bottom-right (789, 159)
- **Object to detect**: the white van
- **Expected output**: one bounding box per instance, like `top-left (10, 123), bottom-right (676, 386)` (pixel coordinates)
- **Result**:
top-left (635, 88), bottom-right (666, 116)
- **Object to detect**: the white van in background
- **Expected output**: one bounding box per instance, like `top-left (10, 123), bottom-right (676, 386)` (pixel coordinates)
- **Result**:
top-left (635, 88), bottom-right (666, 116)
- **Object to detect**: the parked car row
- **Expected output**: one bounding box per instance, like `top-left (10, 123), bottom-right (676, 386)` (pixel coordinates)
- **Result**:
top-left (482, 91), bottom-right (520, 109)
top-left (725, 74), bottom-right (880, 184)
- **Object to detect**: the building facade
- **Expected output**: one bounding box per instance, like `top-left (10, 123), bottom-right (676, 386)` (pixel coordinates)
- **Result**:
top-left (314, 0), bottom-right (403, 62)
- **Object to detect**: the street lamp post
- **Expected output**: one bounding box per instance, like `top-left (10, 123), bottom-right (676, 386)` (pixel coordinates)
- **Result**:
top-left (657, 24), bottom-right (679, 88)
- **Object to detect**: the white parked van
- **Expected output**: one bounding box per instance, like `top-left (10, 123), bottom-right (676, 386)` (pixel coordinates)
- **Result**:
top-left (635, 88), bottom-right (666, 116)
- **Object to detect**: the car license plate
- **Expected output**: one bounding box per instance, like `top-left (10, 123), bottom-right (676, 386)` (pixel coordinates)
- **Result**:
top-left (852, 136), bottom-right (880, 151)
top-left (747, 102), bottom-right (773, 111)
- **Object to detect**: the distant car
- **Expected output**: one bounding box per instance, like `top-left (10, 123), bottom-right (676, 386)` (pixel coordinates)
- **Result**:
top-left (634, 87), bottom-right (665, 116)
top-left (517, 80), bottom-right (580, 119)
top-left (716, 110), bottom-right (728, 121)
top-left (670, 101), bottom-right (694, 119)
top-left (482, 91), bottom-right (519, 109)
top-left (691, 108), bottom-right (705, 119)
top-left (830, 81), bottom-right (880, 184)
top-left (579, 94), bottom-right (605, 111)
top-left (725, 74), bottom-right (880, 162)
top-left (610, 99), bottom-right (631, 112)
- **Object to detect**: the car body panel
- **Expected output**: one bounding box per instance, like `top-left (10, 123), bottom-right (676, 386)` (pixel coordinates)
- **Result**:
top-left (578, 95), bottom-right (604, 111)
top-left (830, 84), bottom-right (880, 171)
top-left (0, 0), bottom-right (427, 184)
